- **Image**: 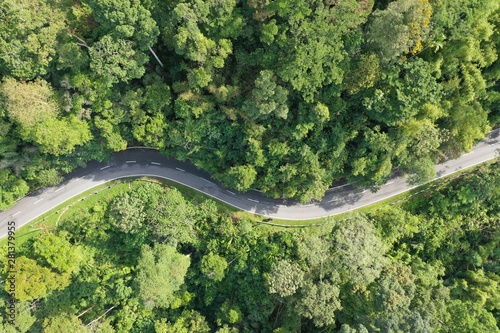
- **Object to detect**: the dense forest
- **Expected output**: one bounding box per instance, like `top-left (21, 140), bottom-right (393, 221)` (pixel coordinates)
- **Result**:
top-left (1, 162), bottom-right (498, 332)
top-left (0, 0), bottom-right (499, 207)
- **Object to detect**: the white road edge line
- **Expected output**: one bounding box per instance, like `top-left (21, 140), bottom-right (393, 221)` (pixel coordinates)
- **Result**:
top-left (386, 181), bottom-right (394, 185)
top-left (55, 187), bottom-right (65, 192)
top-left (12, 211), bottom-right (21, 217)
top-left (175, 168), bottom-right (185, 172)
top-left (227, 190), bottom-right (236, 195)
top-left (126, 160), bottom-right (136, 163)
top-left (100, 165), bottom-right (110, 170)
top-left (151, 162), bottom-right (161, 165)
top-left (248, 198), bottom-right (259, 203)
top-left (34, 198), bottom-right (44, 204)
top-left (328, 198), bottom-right (339, 203)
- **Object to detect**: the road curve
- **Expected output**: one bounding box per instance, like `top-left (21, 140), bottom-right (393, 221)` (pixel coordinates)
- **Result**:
top-left (1, 129), bottom-right (499, 238)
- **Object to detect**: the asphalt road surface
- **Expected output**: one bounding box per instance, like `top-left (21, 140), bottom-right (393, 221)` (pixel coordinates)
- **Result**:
top-left (1, 129), bottom-right (499, 238)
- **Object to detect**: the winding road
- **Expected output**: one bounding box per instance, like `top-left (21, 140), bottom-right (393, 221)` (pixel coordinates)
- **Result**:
top-left (1, 129), bottom-right (499, 238)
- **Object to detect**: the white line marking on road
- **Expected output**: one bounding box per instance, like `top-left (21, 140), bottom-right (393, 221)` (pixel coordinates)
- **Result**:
top-left (126, 160), bottom-right (136, 163)
top-left (151, 162), bottom-right (161, 165)
top-left (252, 189), bottom-right (263, 193)
top-left (248, 198), bottom-right (259, 203)
top-left (463, 151), bottom-right (474, 156)
top-left (12, 211), bottom-right (21, 217)
top-left (227, 190), bottom-right (236, 195)
top-left (328, 198), bottom-right (339, 203)
top-left (34, 198), bottom-right (44, 204)
top-left (386, 181), bottom-right (394, 185)
top-left (55, 187), bottom-right (65, 192)
top-left (175, 168), bottom-right (185, 172)
top-left (100, 165), bottom-right (110, 170)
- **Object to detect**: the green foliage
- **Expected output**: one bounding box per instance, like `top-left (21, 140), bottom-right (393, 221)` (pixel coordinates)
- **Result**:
top-left (42, 314), bottom-right (87, 333)
top-left (0, 0), bottom-right (66, 80)
top-left (33, 116), bottom-right (92, 156)
top-left (4, 256), bottom-right (70, 302)
top-left (107, 191), bottom-right (147, 233)
top-left (444, 300), bottom-right (500, 333)
top-left (0, 0), bottom-right (498, 326)
top-left (135, 244), bottom-right (190, 309)
top-left (366, 0), bottom-right (432, 64)
top-left (295, 280), bottom-right (342, 327)
top-left (332, 215), bottom-right (388, 285)
top-left (0, 169), bottom-right (29, 209)
top-left (242, 70), bottom-right (289, 120)
top-left (223, 165), bottom-right (257, 192)
top-left (33, 231), bottom-right (84, 274)
top-left (36, 169), bottom-right (64, 187)
top-left (201, 253), bottom-right (228, 282)
top-left (89, 35), bottom-right (147, 86)
top-left (155, 310), bottom-right (210, 333)
top-left (0, 301), bottom-right (35, 333)
top-left (0, 0), bottom-right (497, 205)
top-left (145, 187), bottom-right (198, 245)
top-left (267, 259), bottom-right (305, 297)
top-left (0, 77), bottom-right (59, 136)
top-left (0, 77), bottom-right (91, 156)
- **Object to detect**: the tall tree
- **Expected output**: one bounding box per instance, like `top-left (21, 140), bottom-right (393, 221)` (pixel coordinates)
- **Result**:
top-left (5, 257), bottom-right (70, 302)
top-left (0, 0), bottom-right (66, 79)
top-left (332, 215), bottom-right (388, 285)
top-left (33, 231), bottom-right (84, 274)
top-left (84, 0), bottom-right (159, 84)
top-left (295, 280), bottom-right (342, 327)
top-left (0, 169), bottom-right (29, 209)
top-left (267, 259), bottom-right (305, 298)
top-left (366, 0), bottom-right (432, 64)
top-left (135, 244), bottom-right (190, 309)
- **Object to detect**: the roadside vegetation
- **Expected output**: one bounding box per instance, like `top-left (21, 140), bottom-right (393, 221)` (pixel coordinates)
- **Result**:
top-left (1, 161), bottom-right (498, 332)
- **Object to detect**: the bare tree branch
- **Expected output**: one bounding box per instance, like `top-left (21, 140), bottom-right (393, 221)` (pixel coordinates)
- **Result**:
top-left (69, 32), bottom-right (89, 49)
top-left (149, 46), bottom-right (164, 67)
top-left (85, 306), bottom-right (115, 327)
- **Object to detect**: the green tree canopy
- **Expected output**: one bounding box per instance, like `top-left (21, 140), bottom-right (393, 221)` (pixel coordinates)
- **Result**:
top-left (135, 244), bottom-right (190, 309)
top-left (33, 231), bottom-right (84, 274)
top-left (4, 256), bottom-right (70, 302)
top-left (366, 0), bottom-right (432, 64)
top-left (267, 259), bottom-right (305, 298)
top-left (0, 0), bottom-right (66, 79)
top-left (332, 216), bottom-right (388, 285)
